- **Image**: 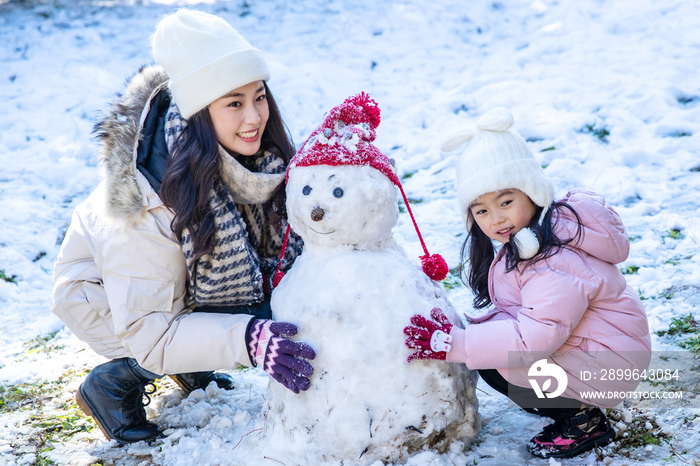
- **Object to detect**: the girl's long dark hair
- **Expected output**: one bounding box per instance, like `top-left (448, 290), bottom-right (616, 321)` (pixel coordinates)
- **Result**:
top-left (461, 201), bottom-right (583, 309)
top-left (159, 82), bottom-right (294, 262)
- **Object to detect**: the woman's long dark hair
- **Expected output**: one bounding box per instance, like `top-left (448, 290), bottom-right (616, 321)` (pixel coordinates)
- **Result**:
top-left (461, 201), bottom-right (583, 309)
top-left (159, 82), bottom-right (294, 262)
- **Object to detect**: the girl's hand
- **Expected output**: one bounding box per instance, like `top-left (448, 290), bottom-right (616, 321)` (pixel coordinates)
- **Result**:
top-left (246, 319), bottom-right (316, 393)
top-left (404, 308), bottom-right (454, 362)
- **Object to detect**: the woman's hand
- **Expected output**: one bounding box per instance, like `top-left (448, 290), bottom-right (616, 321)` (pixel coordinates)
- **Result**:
top-left (404, 307), bottom-right (454, 362)
top-left (246, 320), bottom-right (316, 393)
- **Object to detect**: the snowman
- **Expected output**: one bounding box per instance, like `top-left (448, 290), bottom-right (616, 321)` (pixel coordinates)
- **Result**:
top-left (263, 93), bottom-right (480, 465)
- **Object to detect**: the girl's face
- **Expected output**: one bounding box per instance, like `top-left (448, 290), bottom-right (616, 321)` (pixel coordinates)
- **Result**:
top-left (470, 189), bottom-right (537, 244)
top-left (208, 80), bottom-right (269, 156)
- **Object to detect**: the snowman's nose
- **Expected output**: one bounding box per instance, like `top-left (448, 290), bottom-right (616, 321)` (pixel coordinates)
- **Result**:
top-left (311, 206), bottom-right (325, 221)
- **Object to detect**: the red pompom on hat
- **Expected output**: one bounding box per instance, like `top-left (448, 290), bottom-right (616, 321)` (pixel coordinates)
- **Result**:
top-left (273, 93), bottom-right (448, 286)
top-left (286, 92), bottom-right (395, 185)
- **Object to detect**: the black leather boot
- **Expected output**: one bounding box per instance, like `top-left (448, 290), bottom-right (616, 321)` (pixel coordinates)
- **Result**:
top-left (76, 358), bottom-right (162, 444)
top-left (169, 371), bottom-right (235, 396)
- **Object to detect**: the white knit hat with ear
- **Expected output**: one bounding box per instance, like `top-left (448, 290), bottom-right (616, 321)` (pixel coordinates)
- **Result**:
top-left (152, 9), bottom-right (270, 119)
top-left (442, 107), bottom-right (554, 259)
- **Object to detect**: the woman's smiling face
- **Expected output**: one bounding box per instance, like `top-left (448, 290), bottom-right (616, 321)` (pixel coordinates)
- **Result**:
top-left (470, 189), bottom-right (537, 244)
top-left (208, 80), bottom-right (269, 156)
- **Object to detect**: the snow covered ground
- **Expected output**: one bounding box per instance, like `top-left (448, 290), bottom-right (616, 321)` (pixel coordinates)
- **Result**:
top-left (1, 0), bottom-right (700, 464)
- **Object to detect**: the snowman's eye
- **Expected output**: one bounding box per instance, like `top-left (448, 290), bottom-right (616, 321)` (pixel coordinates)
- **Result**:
top-left (333, 187), bottom-right (344, 198)
top-left (303, 185), bottom-right (312, 195)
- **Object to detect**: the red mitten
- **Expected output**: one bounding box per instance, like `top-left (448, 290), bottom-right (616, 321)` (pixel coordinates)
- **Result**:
top-left (403, 308), bottom-right (454, 363)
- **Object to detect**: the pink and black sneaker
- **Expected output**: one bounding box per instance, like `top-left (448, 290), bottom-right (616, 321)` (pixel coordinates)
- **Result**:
top-left (527, 407), bottom-right (615, 459)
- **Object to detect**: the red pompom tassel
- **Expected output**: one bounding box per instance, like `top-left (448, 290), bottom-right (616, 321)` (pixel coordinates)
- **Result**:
top-left (349, 92), bottom-right (381, 128)
top-left (272, 269), bottom-right (285, 288)
top-left (421, 254), bottom-right (448, 281)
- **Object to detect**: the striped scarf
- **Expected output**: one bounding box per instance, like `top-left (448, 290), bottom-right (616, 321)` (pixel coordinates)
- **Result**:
top-left (165, 101), bottom-right (298, 307)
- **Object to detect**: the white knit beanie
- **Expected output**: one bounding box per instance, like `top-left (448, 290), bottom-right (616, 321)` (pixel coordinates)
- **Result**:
top-left (152, 9), bottom-right (271, 119)
top-left (442, 108), bottom-right (554, 258)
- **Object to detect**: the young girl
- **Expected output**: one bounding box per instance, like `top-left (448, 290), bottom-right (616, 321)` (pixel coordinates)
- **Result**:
top-left (404, 108), bottom-right (651, 459)
top-left (52, 9), bottom-right (315, 444)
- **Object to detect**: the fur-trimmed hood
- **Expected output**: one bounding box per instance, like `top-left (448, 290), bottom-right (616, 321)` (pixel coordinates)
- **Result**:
top-left (93, 65), bottom-right (169, 223)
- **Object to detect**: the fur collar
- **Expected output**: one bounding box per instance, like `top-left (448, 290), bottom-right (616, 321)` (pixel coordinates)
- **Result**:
top-left (93, 64), bottom-right (169, 224)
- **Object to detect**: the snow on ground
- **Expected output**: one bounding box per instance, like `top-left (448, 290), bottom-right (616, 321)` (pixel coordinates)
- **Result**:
top-left (1, 0), bottom-right (699, 464)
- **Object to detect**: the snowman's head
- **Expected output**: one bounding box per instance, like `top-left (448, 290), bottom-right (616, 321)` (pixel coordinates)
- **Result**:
top-left (286, 164), bottom-right (399, 250)
top-left (273, 92), bottom-right (448, 281)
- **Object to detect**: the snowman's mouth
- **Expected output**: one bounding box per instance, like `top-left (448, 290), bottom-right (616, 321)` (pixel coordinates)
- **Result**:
top-left (309, 226), bottom-right (336, 235)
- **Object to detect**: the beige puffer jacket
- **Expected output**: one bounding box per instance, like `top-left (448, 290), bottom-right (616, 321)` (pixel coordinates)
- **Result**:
top-left (52, 66), bottom-right (254, 375)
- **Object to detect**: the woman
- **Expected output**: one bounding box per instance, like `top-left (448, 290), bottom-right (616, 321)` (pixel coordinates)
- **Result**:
top-left (52, 9), bottom-right (314, 445)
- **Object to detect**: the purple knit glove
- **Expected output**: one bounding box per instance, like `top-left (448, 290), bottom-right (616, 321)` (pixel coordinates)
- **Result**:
top-left (246, 319), bottom-right (316, 394)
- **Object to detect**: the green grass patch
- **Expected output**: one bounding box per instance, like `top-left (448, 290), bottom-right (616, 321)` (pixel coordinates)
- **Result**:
top-left (25, 399), bottom-right (96, 465)
top-left (397, 200), bottom-right (406, 214)
top-left (24, 331), bottom-right (64, 355)
top-left (0, 384), bottom-right (37, 412)
top-left (666, 229), bottom-right (685, 240)
top-left (442, 266), bottom-right (463, 291)
top-left (0, 269), bottom-right (17, 284)
top-left (1, 366), bottom-right (98, 464)
top-left (603, 409), bottom-right (672, 460)
top-left (668, 312), bottom-right (700, 336)
top-left (638, 288), bottom-right (678, 303)
top-left (677, 95), bottom-right (699, 105)
top-left (407, 198), bottom-right (424, 204)
top-left (401, 171), bottom-right (416, 181)
top-left (539, 146), bottom-right (555, 152)
top-left (31, 410), bottom-right (94, 441)
top-left (628, 234), bottom-right (641, 242)
top-left (667, 131), bottom-right (692, 138)
top-left (0, 368), bottom-right (90, 414)
top-left (665, 255), bottom-right (693, 266)
top-left (656, 313), bottom-right (700, 353)
top-left (620, 265), bottom-right (639, 275)
top-left (580, 124), bottom-right (610, 143)
top-left (678, 335), bottom-right (700, 353)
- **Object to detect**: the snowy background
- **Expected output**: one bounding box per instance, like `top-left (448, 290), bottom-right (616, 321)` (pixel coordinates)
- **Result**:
top-left (1, 0), bottom-right (700, 464)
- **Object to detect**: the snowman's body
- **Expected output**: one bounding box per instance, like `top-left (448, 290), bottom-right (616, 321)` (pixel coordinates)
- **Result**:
top-left (264, 164), bottom-right (480, 465)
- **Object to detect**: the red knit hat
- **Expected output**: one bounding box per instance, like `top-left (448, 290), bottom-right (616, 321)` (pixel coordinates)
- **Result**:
top-left (273, 93), bottom-right (448, 286)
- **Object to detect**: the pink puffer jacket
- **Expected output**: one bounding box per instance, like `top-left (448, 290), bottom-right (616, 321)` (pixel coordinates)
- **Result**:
top-left (448, 189), bottom-right (651, 407)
